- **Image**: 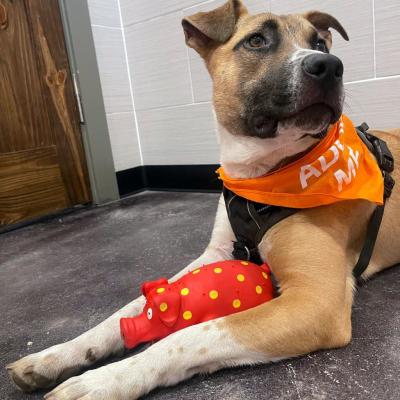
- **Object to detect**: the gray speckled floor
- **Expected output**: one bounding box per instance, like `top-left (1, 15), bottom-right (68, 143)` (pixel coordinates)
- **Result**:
top-left (1, 191), bottom-right (399, 400)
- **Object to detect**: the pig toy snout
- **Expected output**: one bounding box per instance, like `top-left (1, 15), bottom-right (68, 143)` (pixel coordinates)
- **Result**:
top-left (120, 318), bottom-right (138, 349)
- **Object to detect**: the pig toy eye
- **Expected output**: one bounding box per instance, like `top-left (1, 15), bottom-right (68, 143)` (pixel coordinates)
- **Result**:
top-left (147, 308), bottom-right (153, 320)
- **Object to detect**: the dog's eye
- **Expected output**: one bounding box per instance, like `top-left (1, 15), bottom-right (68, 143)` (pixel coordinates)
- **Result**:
top-left (245, 34), bottom-right (267, 49)
top-left (315, 39), bottom-right (328, 53)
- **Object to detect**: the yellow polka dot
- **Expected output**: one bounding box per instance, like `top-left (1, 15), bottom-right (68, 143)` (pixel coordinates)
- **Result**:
top-left (209, 290), bottom-right (219, 300)
top-left (262, 272), bottom-right (269, 280)
top-left (156, 287), bottom-right (165, 294)
top-left (233, 299), bottom-right (241, 309)
top-left (192, 269), bottom-right (201, 275)
top-left (256, 285), bottom-right (263, 294)
top-left (183, 311), bottom-right (192, 320)
top-left (181, 288), bottom-right (190, 296)
top-left (237, 274), bottom-right (245, 282)
top-left (159, 302), bottom-right (168, 312)
top-left (214, 267), bottom-right (223, 274)
top-left (241, 261), bottom-right (249, 266)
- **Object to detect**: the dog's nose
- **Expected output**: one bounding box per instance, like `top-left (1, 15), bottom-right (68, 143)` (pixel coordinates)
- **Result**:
top-left (302, 54), bottom-right (344, 84)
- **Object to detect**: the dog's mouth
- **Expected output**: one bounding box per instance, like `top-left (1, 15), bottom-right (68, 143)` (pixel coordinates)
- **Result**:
top-left (299, 127), bottom-right (329, 140)
top-left (251, 103), bottom-right (339, 139)
top-left (251, 116), bottom-right (279, 139)
top-left (281, 103), bottom-right (336, 133)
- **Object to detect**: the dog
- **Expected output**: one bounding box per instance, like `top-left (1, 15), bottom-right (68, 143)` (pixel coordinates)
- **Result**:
top-left (7, 1), bottom-right (400, 399)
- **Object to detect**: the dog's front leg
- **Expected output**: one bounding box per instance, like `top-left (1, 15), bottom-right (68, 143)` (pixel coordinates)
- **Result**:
top-left (45, 212), bottom-right (354, 400)
top-left (44, 260), bottom-right (354, 400)
top-left (45, 215), bottom-right (354, 400)
top-left (6, 295), bottom-right (147, 393)
top-left (43, 318), bottom-right (256, 400)
top-left (7, 195), bottom-right (235, 392)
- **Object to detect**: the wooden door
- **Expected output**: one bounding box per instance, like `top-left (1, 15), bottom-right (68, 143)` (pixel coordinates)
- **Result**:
top-left (0, 0), bottom-right (91, 226)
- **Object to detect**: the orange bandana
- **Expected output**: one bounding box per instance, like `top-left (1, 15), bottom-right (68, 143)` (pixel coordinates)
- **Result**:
top-left (217, 115), bottom-right (384, 209)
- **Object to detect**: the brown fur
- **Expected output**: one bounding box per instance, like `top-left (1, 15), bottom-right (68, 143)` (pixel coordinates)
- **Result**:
top-left (226, 129), bottom-right (400, 357)
top-left (183, 0), bottom-right (400, 359)
top-left (6, 3), bottom-right (399, 397)
top-left (183, 2), bottom-right (348, 137)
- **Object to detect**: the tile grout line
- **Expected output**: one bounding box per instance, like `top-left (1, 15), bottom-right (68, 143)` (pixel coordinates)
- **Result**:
top-left (345, 74), bottom-right (400, 85)
top-left (136, 101), bottom-right (212, 113)
top-left (181, 10), bottom-right (196, 104)
top-left (122, 0), bottom-right (221, 28)
top-left (117, 0), bottom-right (144, 166)
top-left (106, 110), bottom-right (136, 117)
top-left (184, 0), bottom-right (223, 13)
top-left (91, 23), bottom-right (121, 31)
top-left (123, 9), bottom-right (183, 28)
top-left (372, 0), bottom-right (377, 78)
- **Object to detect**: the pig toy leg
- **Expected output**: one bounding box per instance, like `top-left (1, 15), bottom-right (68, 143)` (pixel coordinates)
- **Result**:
top-left (7, 196), bottom-right (235, 393)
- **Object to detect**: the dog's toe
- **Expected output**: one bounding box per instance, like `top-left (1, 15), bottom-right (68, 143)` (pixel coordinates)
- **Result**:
top-left (43, 363), bottom-right (139, 400)
top-left (6, 351), bottom-right (78, 393)
top-left (7, 359), bottom-right (54, 392)
top-left (45, 377), bottom-right (103, 400)
top-left (8, 367), bottom-right (37, 393)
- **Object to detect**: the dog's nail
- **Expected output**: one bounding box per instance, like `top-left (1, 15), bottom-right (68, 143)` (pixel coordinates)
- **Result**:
top-left (5, 363), bottom-right (14, 371)
top-left (23, 365), bottom-right (34, 374)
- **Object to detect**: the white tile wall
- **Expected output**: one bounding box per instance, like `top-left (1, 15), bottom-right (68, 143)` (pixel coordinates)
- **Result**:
top-left (124, 12), bottom-right (193, 110)
top-left (119, 0), bottom-right (201, 26)
top-left (91, 26), bottom-right (132, 114)
top-left (137, 103), bottom-right (219, 165)
top-left (88, 0), bottom-right (400, 172)
top-left (88, 1), bottom-right (142, 172)
top-left (375, 0), bottom-right (400, 77)
top-left (106, 112), bottom-right (141, 171)
top-left (345, 78), bottom-right (400, 129)
top-left (87, 0), bottom-right (121, 28)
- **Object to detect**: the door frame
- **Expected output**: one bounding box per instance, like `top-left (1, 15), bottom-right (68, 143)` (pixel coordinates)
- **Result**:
top-left (58, 0), bottom-right (120, 205)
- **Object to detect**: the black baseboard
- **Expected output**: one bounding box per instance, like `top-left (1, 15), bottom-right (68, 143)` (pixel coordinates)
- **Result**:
top-left (116, 165), bottom-right (222, 197)
top-left (116, 166), bottom-right (147, 197)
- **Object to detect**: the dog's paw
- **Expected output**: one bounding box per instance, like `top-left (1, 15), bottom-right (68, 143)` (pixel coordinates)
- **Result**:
top-left (43, 363), bottom-right (141, 400)
top-left (6, 344), bottom-right (83, 393)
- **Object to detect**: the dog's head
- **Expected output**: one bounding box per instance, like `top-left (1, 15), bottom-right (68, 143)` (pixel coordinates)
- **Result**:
top-left (182, 0), bottom-right (348, 146)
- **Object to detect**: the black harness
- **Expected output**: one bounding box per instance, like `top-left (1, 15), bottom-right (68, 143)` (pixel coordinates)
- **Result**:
top-left (224, 123), bottom-right (395, 279)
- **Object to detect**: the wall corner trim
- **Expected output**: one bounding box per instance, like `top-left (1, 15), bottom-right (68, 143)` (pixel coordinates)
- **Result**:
top-left (58, 0), bottom-right (120, 205)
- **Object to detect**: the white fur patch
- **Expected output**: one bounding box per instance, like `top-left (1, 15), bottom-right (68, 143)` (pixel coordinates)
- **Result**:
top-left (218, 122), bottom-right (318, 179)
top-left (290, 46), bottom-right (324, 63)
top-left (46, 320), bottom-right (271, 399)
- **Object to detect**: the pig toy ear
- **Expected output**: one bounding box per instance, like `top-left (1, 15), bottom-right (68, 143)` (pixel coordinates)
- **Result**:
top-left (141, 278), bottom-right (169, 297)
top-left (153, 292), bottom-right (181, 328)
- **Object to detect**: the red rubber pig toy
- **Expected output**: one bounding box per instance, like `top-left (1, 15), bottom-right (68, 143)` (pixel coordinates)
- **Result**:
top-left (120, 260), bottom-right (274, 349)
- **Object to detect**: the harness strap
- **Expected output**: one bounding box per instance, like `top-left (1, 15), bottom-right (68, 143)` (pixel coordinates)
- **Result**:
top-left (352, 205), bottom-right (385, 278)
top-left (224, 188), bottom-right (297, 264)
top-left (352, 125), bottom-right (395, 279)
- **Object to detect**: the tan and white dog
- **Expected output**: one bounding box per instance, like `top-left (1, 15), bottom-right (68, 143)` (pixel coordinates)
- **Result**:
top-left (7, 1), bottom-right (400, 399)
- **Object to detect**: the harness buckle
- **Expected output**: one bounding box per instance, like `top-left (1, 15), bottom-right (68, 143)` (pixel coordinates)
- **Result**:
top-left (358, 122), bottom-right (370, 133)
top-left (233, 241), bottom-right (252, 261)
top-left (383, 171), bottom-right (395, 199)
top-left (367, 134), bottom-right (395, 173)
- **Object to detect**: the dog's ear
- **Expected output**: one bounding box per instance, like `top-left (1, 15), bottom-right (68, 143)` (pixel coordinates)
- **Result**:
top-left (182, 0), bottom-right (248, 58)
top-left (304, 11), bottom-right (349, 47)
